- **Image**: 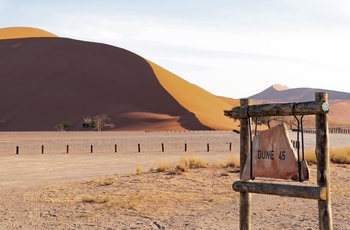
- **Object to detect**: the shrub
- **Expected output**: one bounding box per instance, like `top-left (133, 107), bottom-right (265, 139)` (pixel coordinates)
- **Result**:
top-left (55, 122), bottom-right (70, 131)
top-left (82, 114), bottom-right (114, 131)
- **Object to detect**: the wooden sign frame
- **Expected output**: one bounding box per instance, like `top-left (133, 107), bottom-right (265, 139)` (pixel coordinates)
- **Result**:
top-left (226, 92), bottom-right (332, 230)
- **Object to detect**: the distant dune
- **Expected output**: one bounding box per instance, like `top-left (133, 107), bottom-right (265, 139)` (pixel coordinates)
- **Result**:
top-left (250, 83), bottom-right (350, 102)
top-left (0, 27), bottom-right (236, 131)
top-left (249, 84), bottom-right (350, 127)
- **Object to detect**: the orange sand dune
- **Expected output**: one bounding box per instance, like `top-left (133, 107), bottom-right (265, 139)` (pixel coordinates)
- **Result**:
top-left (0, 26), bottom-right (57, 39)
top-left (0, 27), bottom-right (237, 131)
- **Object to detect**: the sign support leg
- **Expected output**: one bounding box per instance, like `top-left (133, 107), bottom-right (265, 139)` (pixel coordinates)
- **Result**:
top-left (315, 92), bottom-right (333, 230)
top-left (239, 98), bottom-right (252, 230)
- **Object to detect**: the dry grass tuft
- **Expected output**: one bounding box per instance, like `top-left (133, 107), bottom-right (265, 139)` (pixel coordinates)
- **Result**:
top-left (302, 146), bottom-right (350, 165)
top-left (176, 155), bottom-right (207, 172)
top-left (135, 164), bottom-right (143, 175)
top-left (213, 156), bottom-right (240, 168)
top-left (79, 195), bottom-right (108, 204)
top-left (187, 155), bottom-right (207, 168)
top-left (330, 146), bottom-right (350, 164)
top-left (150, 160), bottom-right (171, 173)
top-left (304, 148), bottom-right (317, 164)
top-left (176, 156), bottom-right (189, 172)
top-left (98, 178), bottom-right (115, 186)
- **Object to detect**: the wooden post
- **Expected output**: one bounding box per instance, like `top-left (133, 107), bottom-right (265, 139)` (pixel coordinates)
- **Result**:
top-left (138, 143), bottom-right (141, 153)
top-left (16, 146), bottom-right (19, 154)
top-left (42, 145), bottom-right (44, 154)
top-left (66, 145), bottom-right (69, 154)
top-left (185, 143), bottom-right (187, 152)
top-left (115, 144), bottom-right (117, 153)
top-left (239, 98), bottom-right (252, 230)
top-left (161, 143), bottom-right (164, 152)
top-left (91, 145), bottom-right (93, 153)
top-left (229, 142), bottom-right (232, 151)
top-left (315, 92), bottom-right (333, 230)
top-left (207, 143), bottom-right (210, 152)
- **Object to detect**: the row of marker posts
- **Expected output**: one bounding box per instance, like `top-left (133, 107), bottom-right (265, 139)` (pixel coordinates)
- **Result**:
top-left (15, 142), bottom-right (233, 154)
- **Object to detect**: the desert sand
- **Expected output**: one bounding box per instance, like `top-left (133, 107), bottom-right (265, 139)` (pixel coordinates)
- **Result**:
top-left (0, 131), bottom-right (349, 229)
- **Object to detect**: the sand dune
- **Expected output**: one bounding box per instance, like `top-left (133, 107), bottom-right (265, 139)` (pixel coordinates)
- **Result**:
top-left (0, 27), bottom-right (235, 131)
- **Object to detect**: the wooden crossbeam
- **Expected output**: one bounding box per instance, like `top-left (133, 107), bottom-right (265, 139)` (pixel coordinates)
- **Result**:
top-left (233, 181), bottom-right (327, 200)
top-left (224, 99), bottom-right (329, 119)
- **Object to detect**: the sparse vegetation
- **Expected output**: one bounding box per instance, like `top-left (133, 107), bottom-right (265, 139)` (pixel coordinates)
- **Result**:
top-left (135, 165), bottom-right (143, 175)
top-left (213, 156), bottom-right (240, 168)
top-left (54, 122), bottom-right (70, 131)
top-left (35, 163), bottom-right (239, 217)
top-left (82, 114), bottom-right (114, 131)
top-left (154, 160), bottom-right (171, 172)
top-left (79, 195), bottom-right (108, 204)
top-left (176, 155), bottom-right (207, 172)
top-left (303, 146), bottom-right (350, 164)
top-left (98, 178), bottom-right (115, 186)
top-left (304, 148), bottom-right (316, 164)
top-left (330, 146), bottom-right (350, 164)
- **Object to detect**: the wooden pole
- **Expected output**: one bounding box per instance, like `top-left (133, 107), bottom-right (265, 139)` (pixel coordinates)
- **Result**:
top-left (66, 145), bottom-right (69, 154)
top-left (207, 143), bottom-right (209, 152)
top-left (161, 143), bottom-right (164, 152)
top-left (138, 143), bottom-right (141, 153)
top-left (16, 146), bottom-right (19, 154)
top-left (42, 145), bottom-right (44, 154)
top-left (91, 145), bottom-right (93, 153)
top-left (229, 142), bottom-right (232, 151)
top-left (315, 92), bottom-right (333, 230)
top-left (185, 143), bottom-right (187, 152)
top-left (115, 144), bottom-right (117, 153)
top-left (239, 98), bottom-right (252, 230)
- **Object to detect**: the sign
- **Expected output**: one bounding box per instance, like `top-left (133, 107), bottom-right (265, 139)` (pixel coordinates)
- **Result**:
top-left (241, 123), bottom-right (309, 181)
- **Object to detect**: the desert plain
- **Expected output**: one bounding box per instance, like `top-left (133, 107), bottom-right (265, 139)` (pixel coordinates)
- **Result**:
top-left (0, 130), bottom-right (349, 229)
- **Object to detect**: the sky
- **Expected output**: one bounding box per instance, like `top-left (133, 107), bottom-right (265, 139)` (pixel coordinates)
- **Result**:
top-left (1, 0), bottom-right (350, 98)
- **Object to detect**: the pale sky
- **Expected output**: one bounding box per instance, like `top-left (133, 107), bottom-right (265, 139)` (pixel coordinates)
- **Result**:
top-left (1, 0), bottom-right (350, 98)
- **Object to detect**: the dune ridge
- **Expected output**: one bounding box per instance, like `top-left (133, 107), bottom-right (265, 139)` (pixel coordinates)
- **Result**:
top-left (146, 60), bottom-right (237, 130)
top-left (0, 26), bottom-right (57, 39)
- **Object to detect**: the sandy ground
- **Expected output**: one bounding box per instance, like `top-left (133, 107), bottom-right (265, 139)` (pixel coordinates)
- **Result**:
top-left (0, 131), bottom-right (349, 229)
